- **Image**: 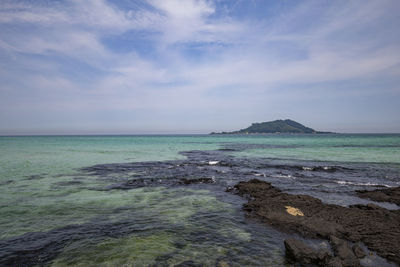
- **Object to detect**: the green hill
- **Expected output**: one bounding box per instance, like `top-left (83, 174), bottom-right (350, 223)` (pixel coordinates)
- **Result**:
top-left (211, 119), bottom-right (328, 134)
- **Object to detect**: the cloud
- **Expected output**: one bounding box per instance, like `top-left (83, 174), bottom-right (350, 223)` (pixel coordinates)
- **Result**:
top-left (146, 0), bottom-right (243, 44)
top-left (0, 0), bottom-right (400, 133)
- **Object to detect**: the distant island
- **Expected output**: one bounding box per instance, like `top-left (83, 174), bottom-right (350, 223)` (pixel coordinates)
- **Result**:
top-left (211, 119), bottom-right (332, 134)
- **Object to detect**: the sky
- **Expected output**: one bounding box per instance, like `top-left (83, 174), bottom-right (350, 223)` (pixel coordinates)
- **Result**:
top-left (0, 0), bottom-right (400, 134)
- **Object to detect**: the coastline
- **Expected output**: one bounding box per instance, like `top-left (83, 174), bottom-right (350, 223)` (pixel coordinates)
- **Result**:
top-left (229, 179), bottom-right (400, 266)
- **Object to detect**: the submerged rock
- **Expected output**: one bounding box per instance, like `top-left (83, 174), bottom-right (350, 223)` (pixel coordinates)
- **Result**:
top-left (356, 186), bottom-right (400, 206)
top-left (178, 177), bottom-right (215, 185)
top-left (231, 179), bottom-right (400, 265)
top-left (352, 244), bottom-right (366, 259)
top-left (105, 176), bottom-right (216, 190)
top-left (174, 260), bottom-right (202, 267)
top-left (216, 260), bottom-right (230, 267)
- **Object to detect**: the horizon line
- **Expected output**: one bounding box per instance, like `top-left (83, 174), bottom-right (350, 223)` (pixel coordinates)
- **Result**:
top-left (1, 132), bottom-right (400, 137)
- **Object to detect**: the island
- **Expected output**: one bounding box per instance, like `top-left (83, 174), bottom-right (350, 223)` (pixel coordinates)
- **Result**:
top-left (211, 119), bottom-right (331, 134)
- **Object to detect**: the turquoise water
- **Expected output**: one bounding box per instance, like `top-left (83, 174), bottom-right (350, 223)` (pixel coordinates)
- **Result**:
top-left (0, 134), bottom-right (399, 266)
top-left (232, 134), bottom-right (400, 163)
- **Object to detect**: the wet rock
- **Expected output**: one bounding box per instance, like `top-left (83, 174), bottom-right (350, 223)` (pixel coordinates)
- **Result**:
top-left (356, 186), bottom-right (400, 206)
top-left (225, 186), bottom-right (235, 193)
top-left (284, 238), bottom-right (331, 265)
top-left (106, 178), bottom-right (166, 190)
top-left (352, 244), bottom-right (366, 259)
top-left (105, 176), bottom-right (216, 190)
top-left (231, 179), bottom-right (400, 265)
top-left (325, 257), bottom-right (343, 267)
top-left (284, 237), bottom-right (362, 267)
top-left (216, 259), bottom-right (230, 267)
top-left (178, 177), bottom-right (215, 185)
top-left (173, 241), bottom-right (186, 249)
top-left (174, 260), bottom-right (202, 267)
top-left (329, 236), bottom-right (360, 267)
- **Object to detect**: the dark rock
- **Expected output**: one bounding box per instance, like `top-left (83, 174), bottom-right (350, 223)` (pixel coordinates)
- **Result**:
top-left (329, 236), bottom-right (360, 267)
top-left (352, 244), bottom-right (366, 259)
top-left (284, 238), bottom-right (331, 265)
top-left (356, 186), bottom-right (400, 206)
top-left (325, 257), bottom-right (343, 267)
top-left (231, 179), bottom-right (400, 265)
top-left (105, 176), bottom-right (216, 190)
top-left (179, 177), bottom-right (215, 185)
top-left (174, 260), bottom-right (202, 267)
top-left (218, 148), bottom-right (236, 151)
top-left (173, 241), bottom-right (186, 249)
top-left (225, 186), bottom-right (235, 192)
top-left (216, 259), bottom-right (230, 267)
top-left (106, 178), bottom-right (165, 190)
top-left (349, 203), bottom-right (383, 210)
top-left (152, 254), bottom-right (173, 267)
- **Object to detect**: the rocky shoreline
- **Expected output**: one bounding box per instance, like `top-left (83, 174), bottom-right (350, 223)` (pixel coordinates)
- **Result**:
top-left (228, 179), bottom-right (400, 266)
top-left (357, 186), bottom-right (400, 206)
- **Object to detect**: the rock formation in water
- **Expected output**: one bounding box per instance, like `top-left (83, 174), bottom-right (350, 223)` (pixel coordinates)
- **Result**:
top-left (228, 179), bottom-right (400, 265)
top-left (357, 186), bottom-right (400, 206)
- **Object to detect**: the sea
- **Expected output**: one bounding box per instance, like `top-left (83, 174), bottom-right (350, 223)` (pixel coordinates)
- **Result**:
top-left (0, 134), bottom-right (399, 266)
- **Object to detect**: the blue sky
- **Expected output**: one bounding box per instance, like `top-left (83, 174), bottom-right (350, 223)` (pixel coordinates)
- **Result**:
top-left (0, 0), bottom-right (400, 134)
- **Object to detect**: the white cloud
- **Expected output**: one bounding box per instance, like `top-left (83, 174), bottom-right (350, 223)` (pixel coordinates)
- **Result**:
top-left (1, 0), bottom-right (400, 133)
top-left (2, 0), bottom-right (399, 91)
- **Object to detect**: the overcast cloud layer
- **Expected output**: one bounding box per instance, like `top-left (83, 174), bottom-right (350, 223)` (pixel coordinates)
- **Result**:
top-left (1, 0), bottom-right (400, 134)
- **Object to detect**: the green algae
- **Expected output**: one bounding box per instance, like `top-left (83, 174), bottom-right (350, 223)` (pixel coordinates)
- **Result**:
top-left (51, 233), bottom-right (175, 267)
top-left (218, 226), bottom-right (252, 242)
top-left (47, 185), bottom-right (256, 266)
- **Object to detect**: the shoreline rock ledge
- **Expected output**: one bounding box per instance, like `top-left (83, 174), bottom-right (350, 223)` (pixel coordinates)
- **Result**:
top-left (228, 179), bottom-right (400, 266)
top-left (357, 186), bottom-right (400, 206)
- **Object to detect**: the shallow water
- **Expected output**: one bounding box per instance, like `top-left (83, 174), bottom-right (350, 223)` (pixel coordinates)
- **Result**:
top-left (0, 134), bottom-right (399, 266)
